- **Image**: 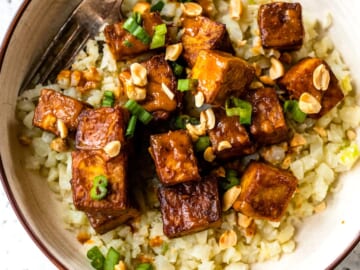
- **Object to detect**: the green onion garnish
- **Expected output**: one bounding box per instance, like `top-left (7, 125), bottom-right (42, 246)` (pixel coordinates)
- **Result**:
top-left (225, 97), bottom-right (252, 125)
top-left (195, 136), bottom-right (210, 152)
top-left (171, 62), bottom-right (184, 77)
top-left (150, 1), bottom-right (165, 12)
top-left (123, 17), bottom-right (138, 33)
top-left (87, 246), bottom-right (105, 270)
top-left (123, 15), bottom-right (151, 45)
top-left (172, 114), bottom-right (199, 129)
top-left (90, 175), bottom-right (108, 200)
top-left (102, 91), bottom-right (115, 107)
top-left (132, 12), bottom-right (142, 25)
top-left (150, 23), bottom-right (167, 49)
top-left (136, 263), bottom-right (154, 270)
top-left (133, 26), bottom-right (151, 44)
top-left (125, 99), bottom-right (153, 124)
top-left (104, 247), bottom-right (121, 270)
top-left (220, 169), bottom-right (240, 191)
top-left (126, 115), bottom-right (137, 137)
top-left (284, 100), bottom-right (307, 123)
top-left (177, 78), bottom-right (198, 92)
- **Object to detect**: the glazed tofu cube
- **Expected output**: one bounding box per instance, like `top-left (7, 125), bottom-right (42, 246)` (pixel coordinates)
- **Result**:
top-left (279, 57), bottom-right (344, 117)
top-left (86, 209), bottom-right (139, 234)
top-left (158, 176), bottom-right (221, 238)
top-left (75, 107), bottom-right (128, 150)
top-left (181, 16), bottom-right (234, 67)
top-left (208, 108), bottom-right (256, 159)
top-left (71, 150), bottom-right (129, 215)
top-left (246, 87), bottom-right (288, 145)
top-left (33, 88), bottom-right (85, 136)
top-left (119, 55), bottom-right (178, 120)
top-left (104, 12), bottom-right (164, 61)
top-left (233, 162), bottom-right (297, 221)
top-left (149, 130), bottom-right (201, 186)
top-left (192, 50), bottom-right (255, 105)
top-left (258, 2), bottom-right (304, 50)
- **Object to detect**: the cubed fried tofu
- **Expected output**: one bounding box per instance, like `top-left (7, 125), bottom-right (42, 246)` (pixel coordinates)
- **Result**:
top-left (71, 150), bottom-right (129, 215)
top-left (233, 162), bottom-right (297, 221)
top-left (140, 55), bottom-right (178, 119)
top-left (208, 108), bottom-right (256, 159)
top-left (75, 107), bottom-right (128, 150)
top-left (104, 12), bottom-right (164, 61)
top-left (86, 209), bottom-right (139, 234)
top-left (158, 176), bottom-right (221, 238)
top-left (149, 130), bottom-right (201, 186)
top-left (181, 16), bottom-right (233, 67)
top-left (279, 57), bottom-right (344, 117)
top-left (192, 50), bottom-right (255, 105)
top-left (246, 87), bottom-right (288, 145)
top-left (33, 88), bottom-right (85, 136)
top-left (258, 2), bottom-right (304, 51)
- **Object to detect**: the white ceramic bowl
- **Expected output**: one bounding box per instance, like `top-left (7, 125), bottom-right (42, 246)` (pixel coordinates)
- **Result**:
top-left (0, 1), bottom-right (359, 269)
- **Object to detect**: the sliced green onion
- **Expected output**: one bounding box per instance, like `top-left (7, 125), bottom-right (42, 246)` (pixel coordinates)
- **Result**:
top-left (195, 136), bottom-right (210, 152)
top-left (132, 12), bottom-right (142, 25)
top-left (125, 99), bottom-right (153, 124)
top-left (171, 62), bottom-right (184, 77)
top-left (225, 97), bottom-right (252, 125)
top-left (87, 246), bottom-right (105, 270)
top-left (136, 263), bottom-right (154, 270)
top-left (102, 91), bottom-right (115, 107)
top-left (123, 17), bottom-right (138, 33)
top-left (220, 169), bottom-right (240, 191)
top-left (90, 175), bottom-right (108, 200)
top-left (150, 24), bottom-right (167, 49)
top-left (123, 15), bottom-right (151, 45)
top-left (133, 25), bottom-right (151, 44)
top-left (104, 247), bottom-right (121, 270)
top-left (126, 115), bottom-right (137, 137)
top-left (154, 23), bottom-right (167, 35)
top-left (177, 78), bottom-right (198, 92)
top-left (150, 1), bottom-right (165, 12)
top-left (284, 100), bottom-right (307, 123)
top-left (172, 114), bottom-right (199, 129)
top-left (150, 34), bottom-right (166, 49)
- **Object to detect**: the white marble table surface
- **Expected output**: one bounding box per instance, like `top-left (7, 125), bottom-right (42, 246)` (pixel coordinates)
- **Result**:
top-left (0, 0), bottom-right (359, 269)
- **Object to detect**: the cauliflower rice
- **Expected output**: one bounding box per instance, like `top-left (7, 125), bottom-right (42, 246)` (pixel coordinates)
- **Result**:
top-left (15, 0), bottom-right (360, 269)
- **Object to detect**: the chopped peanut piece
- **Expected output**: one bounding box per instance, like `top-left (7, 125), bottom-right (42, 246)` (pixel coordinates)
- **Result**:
top-left (217, 140), bottom-right (232, 152)
top-left (269, 57), bottom-right (285, 80)
top-left (222, 185), bottom-right (242, 211)
top-left (130, 63), bottom-right (148, 87)
top-left (237, 213), bottom-right (253, 228)
top-left (57, 119), bottom-right (68, 139)
top-left (181, 2), bottom-right (203, 17)
top-left (313, 64), bottom-right (330, 91)
top-left (299, 92), bottom-right (322, 114)
top-left (290, 133), bottom-right (307, 147)
top-left (204, 146), bottom-right (216, 162)
top-left (219, 230), bottom-right (237, 249)
top-left (132, 2), bottom-right (151, 14)
top-left (103, 140), bottom-right (122, 158)
top-left (165, 43), bottom-right (183, 61)
top-left (194, 91), bottom-right (205, 108)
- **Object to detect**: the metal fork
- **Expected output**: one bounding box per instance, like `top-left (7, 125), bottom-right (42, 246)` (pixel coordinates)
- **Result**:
top-left (21, 0), bottom-right (123, 91)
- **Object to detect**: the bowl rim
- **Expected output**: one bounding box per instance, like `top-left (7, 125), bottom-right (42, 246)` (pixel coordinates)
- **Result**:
top-left (0, 1), bottom-right (359, 269)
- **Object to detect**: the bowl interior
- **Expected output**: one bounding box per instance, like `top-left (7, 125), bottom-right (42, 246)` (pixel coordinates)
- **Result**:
top-left (0, 0), bottom-right (359, 269)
